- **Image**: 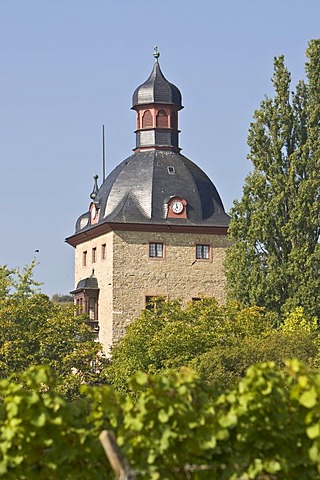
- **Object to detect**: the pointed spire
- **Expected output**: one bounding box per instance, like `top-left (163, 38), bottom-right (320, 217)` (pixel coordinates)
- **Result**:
top-left (153, 45), bottom-right (160, 63)
top-left (90, 174), bottom-right (99, 200)
top-left (132, 48), bottom-right (182, 108)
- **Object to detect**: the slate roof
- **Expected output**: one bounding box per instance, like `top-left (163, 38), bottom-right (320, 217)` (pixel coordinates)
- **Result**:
top-left (75, 150), bottom-right (230, 233)
top-left (132, 59), bottom-right (182, 108)
top-left (71, 51), bottom-right (230, 237)
top-left (71, 274), bottom-right (99, 293)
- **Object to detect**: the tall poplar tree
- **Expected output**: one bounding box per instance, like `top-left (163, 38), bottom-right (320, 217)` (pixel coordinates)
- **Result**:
top-left (225, 39), bottom-right (320, 318)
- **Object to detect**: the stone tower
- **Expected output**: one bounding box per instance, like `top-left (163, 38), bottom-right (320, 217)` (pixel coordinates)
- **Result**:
top-left (66, 48), bottom-right (230, 354)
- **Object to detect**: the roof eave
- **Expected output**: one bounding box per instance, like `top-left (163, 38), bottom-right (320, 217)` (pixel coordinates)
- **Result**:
top-left (65, 221), bottom-right (229, 248)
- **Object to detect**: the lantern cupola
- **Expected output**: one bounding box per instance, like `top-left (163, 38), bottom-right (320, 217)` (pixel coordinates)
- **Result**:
top-left (132, 47), bottom-right (183, 152)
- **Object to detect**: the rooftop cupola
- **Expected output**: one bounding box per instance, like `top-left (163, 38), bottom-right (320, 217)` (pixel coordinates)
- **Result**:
top-left (69, 48), bottom-right (230, 237)
top-left (132, 47), bottom-right (183, 152)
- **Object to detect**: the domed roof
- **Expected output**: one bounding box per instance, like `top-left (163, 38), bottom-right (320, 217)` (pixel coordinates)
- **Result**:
top-left (75, 150), bottom-right (230, 232)
top-left (70, 272), bottom-right (99, 293)
top-left (69, 49), bottom-right (230, 239)
top-left (132, 48), bottom-right (182, 108)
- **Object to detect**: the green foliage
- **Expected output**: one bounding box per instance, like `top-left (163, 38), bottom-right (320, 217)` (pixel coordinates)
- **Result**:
top-left (0, 266), bottom-right (15, 300)
top-left (11, 261), bottom-right (42, 300)
top-left (75, 361), bottom-right (320, 478)
top-left (106, 299), bottom-right (318, 393)
top-left (225, 39), bottom-right (320, 318)
top-left (51, 293), bottom-right (73, 304)
top-left (0, 264), bottom-right (104, 399)
top-left (0, 261), bottom-right (41, 300)
top-left (0, 367), bottom-right (112, 479)
top-left (281, 307), bottom-right (318, 334)
top-left (3, 362), bottom-right (320, 478)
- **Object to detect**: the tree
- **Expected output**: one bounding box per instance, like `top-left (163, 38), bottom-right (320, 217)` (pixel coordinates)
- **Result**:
top-left (0, 265), bottom-right (15, 300)
top-left (51, 293), bottom-right (74, 304)
top-left (106, 299), bottom-right (319, 393)
top-left (0, 264), bottom-right (104, 398)
top-left (0, 261), bottom-right (42, 300)
top-left (225, 39), bottom-right (320, 318)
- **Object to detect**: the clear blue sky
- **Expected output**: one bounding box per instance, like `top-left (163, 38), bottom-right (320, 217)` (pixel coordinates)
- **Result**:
top-left (0, 0), bottom-right (319, 296)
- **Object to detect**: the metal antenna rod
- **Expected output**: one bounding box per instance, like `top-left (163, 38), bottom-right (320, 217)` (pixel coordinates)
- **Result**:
top-left (102, 124), bottom-right (106, 182)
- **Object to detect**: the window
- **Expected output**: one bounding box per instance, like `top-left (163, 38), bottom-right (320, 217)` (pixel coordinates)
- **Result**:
top-left (156, 109), bottom-right (168, 128)
top-left (89, 297), bottom-right (96, 320)
top-left (167, 166), bottom-right (175, 175)
top-left (101, 243), bottom-right (106, 260)
top-left (73, 292), bottom-right (99, 338)
top-left (196, 244), bottom-right (210, 259)
top-left (83, 251), bottom-right (87, 266)
top-left (142, 110), bottom-right (153, 128)
top-left (149, 242), bottom-right (163, 258)
top-left (92, 247), bottom-right (97, 263)
top-left (74, 293), bottom-right (98, 319)
top-left (76, 297), bottom-right (83, 314)
top-left (145, 295), bottom-right (166, 310)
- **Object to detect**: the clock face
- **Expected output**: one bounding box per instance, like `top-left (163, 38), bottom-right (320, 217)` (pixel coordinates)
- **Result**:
top-left (172, 200), bottom-right (183, 214)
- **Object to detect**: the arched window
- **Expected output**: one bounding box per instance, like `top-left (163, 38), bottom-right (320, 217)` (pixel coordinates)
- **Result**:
top-left (156, 110), bottom-right (168, 128)
top-left (142, 110), bottom-right (153, 128)
top-left (171, 111), bottom-right (177, 130)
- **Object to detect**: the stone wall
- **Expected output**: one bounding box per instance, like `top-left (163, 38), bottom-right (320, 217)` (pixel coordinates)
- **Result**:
top-left (74, 231), bottom-right (114, 351)
top-left (74, 228), bottom-right (230, 353)
top-left (111, 229), bottom-right (229, 346)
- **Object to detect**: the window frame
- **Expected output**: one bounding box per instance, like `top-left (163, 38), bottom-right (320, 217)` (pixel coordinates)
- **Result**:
top-left (74, 291), bottom-right (99, 340)
top-left (149, 242), bottom-right (164, 259)
top-left (195, 244), bottom-right (211, 260)
top-left (145, 295), bottom-right (167, 310)
top-left (76, 297), bottom-right (83, 314)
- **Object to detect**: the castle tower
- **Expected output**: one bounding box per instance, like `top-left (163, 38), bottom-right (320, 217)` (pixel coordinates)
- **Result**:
top-left (66, 48), bottom-right (230, 353)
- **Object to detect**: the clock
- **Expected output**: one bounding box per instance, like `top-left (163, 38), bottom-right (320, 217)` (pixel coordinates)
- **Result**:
top-left (171, 200), bottom-right (183, 214)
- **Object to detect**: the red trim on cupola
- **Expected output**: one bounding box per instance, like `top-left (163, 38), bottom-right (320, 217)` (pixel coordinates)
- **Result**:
top-left (134, 104), bottom-right (180, 131)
